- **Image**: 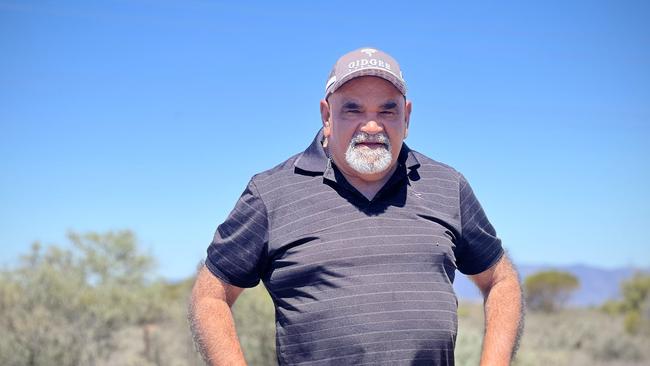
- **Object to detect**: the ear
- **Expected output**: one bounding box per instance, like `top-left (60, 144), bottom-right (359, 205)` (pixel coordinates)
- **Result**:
top-left (320, 99), bottom-right (332, 137)
top-left (404, 99), bottom-right (412, 139)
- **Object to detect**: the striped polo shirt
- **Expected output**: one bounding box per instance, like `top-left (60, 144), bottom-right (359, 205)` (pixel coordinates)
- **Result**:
top-left (206, 129), bottom-right (504, 365)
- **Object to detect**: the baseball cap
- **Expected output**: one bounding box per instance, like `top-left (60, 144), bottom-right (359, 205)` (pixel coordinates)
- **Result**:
top-left (324, 47), bottom-right (407, 98)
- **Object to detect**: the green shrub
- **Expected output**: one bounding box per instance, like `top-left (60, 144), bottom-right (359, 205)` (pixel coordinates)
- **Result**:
top-left (231, 284), bottom-right (277, 366)
top-left (600, 273), bottom-right (650, 335)
top-left (0, 231), bottom-right (162, 366)
top-left (524, 270), bottom-right (579, 312)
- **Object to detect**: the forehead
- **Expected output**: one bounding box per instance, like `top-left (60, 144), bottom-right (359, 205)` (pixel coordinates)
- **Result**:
top-left (331, 76), bottom-right (403, 102)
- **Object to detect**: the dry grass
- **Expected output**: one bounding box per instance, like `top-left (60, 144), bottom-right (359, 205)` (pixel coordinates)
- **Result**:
top-left (456, 302), bottom-right (650, 366)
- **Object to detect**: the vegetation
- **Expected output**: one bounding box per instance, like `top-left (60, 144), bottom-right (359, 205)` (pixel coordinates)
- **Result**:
top-left (524, 270), bottom-right (579, 312)
top-left (457, 302), bottom-right (649, 366)
top-left (601, 273), bottom-right (650, 335)
top-left (0, 231), bottom-right (198, 366)
top-left (1, 231), bottom-right (649, 366)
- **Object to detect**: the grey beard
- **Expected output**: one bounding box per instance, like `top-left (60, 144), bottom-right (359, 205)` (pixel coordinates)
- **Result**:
top-left (344, 132), bottom-right (392, 174)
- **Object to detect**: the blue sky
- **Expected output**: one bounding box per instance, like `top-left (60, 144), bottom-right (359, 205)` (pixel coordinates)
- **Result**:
top-left (1, 0), bottom-right (648, 280)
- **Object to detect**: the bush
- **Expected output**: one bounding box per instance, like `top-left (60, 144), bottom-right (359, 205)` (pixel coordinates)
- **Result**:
top-left (599, 273), bottom-right (650, 335)
top-left (231, 284), bottom-right (277, 366)
top-left (524, 270), bottom-right (579, 312)
top-left (0, 231), bottom-right (162, 366)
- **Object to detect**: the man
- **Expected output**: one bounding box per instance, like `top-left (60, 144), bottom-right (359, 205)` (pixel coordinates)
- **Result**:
top-left (189, 47), bottom-right (524, 365)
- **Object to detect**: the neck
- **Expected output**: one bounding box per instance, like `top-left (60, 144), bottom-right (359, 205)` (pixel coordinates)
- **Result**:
top-left (339, 163), bottom-right (398, 201)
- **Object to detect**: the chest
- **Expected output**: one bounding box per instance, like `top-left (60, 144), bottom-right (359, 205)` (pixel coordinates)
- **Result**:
top-left (264, 187), bottom-right (461, 291)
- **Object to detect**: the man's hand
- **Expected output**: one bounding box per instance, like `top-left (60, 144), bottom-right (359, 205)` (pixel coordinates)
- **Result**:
top-left (469, 255), bottom-right (524, 366)
top-left (188, 265), bottom-right (247, 366)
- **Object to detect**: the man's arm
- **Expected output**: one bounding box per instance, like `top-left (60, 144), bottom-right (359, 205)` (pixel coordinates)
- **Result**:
top-left (188, 264), bottom-right (247, 366)
top-left (469, 254), bottom-right (525, 366)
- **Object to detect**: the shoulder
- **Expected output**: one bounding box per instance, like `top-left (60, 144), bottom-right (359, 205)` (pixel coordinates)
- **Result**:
top-left (250, 153), bottom-right (301, 183)
top-left (247, 152), bottom-right (320, 201)
top-left (409, 149), bottom-right (463, 182)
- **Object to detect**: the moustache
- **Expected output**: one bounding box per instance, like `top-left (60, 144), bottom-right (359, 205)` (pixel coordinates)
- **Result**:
top-left (350, 132), bottom-right (390, 146)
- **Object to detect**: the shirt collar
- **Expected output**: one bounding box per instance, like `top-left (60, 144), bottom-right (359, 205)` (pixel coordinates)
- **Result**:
top-left (294, 128), bottom-right (421, 174)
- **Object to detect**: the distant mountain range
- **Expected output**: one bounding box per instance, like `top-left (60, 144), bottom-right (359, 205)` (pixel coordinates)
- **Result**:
top-left (453, 264), bottom-right (649, 307)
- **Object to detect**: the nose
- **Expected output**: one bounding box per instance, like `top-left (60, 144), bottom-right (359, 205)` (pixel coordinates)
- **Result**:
top-left (360, 119), bottom-right (384, 134)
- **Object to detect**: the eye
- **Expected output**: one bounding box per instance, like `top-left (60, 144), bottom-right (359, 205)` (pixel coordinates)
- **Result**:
top-left (380, 110), bottom-right (395, 115)
top-left (345, 109), bottom-right (361, 114)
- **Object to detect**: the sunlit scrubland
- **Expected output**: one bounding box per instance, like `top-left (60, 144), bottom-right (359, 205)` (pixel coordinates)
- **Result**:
top-left (0, 231), bottom-right (648, 366)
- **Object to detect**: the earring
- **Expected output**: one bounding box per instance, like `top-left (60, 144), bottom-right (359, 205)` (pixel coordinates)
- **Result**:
top-left (322, 120), bottom-right (330, 148)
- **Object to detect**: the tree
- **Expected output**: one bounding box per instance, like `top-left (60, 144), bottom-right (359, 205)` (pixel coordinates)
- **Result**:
top-left (601, 273), bottom-right (650, 335)
top-left (524, 270), bottom-right (579, 312)
top-left (0, 230), bottom-right (161, 366)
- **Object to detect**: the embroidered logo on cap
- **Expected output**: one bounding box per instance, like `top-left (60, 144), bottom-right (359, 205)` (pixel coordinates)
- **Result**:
top-left (360, 48), bottom-right (377, 57)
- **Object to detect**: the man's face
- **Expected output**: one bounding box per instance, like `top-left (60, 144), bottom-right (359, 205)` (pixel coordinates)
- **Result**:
top-left (320, 76), bottom-right (411, 183)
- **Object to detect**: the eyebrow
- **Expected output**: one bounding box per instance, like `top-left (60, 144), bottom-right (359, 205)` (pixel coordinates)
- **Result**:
top-left (380, 101), bottom-right (398, 110)
top-left (342, 102), bottom-right (362, 109)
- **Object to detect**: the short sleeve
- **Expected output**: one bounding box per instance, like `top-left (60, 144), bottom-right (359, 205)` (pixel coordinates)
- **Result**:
top-left (455, 173), bottom-right (504, 275)
top-left (205, 179), bottom-right (269, 288)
